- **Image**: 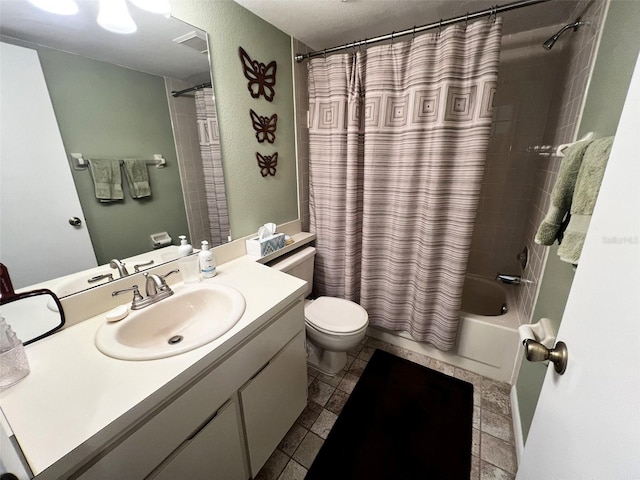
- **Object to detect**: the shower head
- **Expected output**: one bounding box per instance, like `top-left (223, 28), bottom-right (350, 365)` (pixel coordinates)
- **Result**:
top-left (543, 19), bottom-right (586, 50)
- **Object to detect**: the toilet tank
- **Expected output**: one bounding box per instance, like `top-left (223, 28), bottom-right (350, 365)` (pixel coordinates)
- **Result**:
top-left (268, 247), bottom-right (316, 297)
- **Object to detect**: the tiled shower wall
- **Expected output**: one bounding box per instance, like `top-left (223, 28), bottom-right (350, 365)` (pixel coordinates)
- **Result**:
top-left (165, 77), bottom-right (212, 245)
top-left (293, 39), bottom-right (311, 232)
top-left (514, 0), bottom-right (607, 323)
top-left (293, 0), bottom-right (607, 328)
top-left (467, 24), bottom-right (568, 280)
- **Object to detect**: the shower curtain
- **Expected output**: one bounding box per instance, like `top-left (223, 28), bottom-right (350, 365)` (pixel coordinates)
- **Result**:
top-left (195, 88), bottom-right (230, 246)
top-left (308, 19), bottom-right (502, 350)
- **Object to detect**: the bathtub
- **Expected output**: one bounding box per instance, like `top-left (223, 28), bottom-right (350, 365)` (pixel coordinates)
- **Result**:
top-left (454, 274), bottom-right (521, 382)
top-left (368, 273), bottom-right (522, 383)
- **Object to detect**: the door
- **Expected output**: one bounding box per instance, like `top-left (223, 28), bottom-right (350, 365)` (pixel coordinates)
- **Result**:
top-left (240, 331), bottom-right (307, 476)
top-left (149, 399), bottom-right (248, 480)
top-left (0, 42), bottom-right (96, 289)
top-left (517, 53), bottom-right (640, 478)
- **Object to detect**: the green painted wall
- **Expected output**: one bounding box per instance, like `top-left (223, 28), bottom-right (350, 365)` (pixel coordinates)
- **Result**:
top-left (517, 245), bottom-right (575, 440)
top-left (36, 48), bottom-right (189, 265)
top-left (516, 0), bottom-right (640, 443)
top-left (579, 0), bottom-right (640, 138)
top-left (171, 0), bottom-right (298, 239)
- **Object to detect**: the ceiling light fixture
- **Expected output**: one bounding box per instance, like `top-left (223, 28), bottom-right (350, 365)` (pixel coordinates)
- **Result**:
top-left (128, 0), bottom-right (171, 17)
top-left (97, 0), bottom-right (137, 34)
top-left (27, 0), bottom-right (79, 15)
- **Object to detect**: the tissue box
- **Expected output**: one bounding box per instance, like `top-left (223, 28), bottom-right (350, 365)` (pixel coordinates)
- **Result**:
top-left (246, 233), bottom-right (286, 257)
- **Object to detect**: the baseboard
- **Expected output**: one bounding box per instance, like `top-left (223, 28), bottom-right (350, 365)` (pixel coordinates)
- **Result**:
top-left (511, 385), bottom-right (525, 466)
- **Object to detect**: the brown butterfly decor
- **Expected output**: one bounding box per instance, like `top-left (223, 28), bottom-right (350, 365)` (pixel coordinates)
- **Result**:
top-left (257, 152), bottom-right (278, 177)
top-left (239, 47), bottom-right (277, 102)
top-left (250, 109), bottom-right (277, 144)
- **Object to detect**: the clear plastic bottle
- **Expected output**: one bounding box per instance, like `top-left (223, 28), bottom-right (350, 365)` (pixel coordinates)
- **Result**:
top-left (0, 317), bottom-right (30, 389)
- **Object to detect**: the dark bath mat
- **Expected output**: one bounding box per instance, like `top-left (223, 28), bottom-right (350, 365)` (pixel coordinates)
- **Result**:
top-left (306, 349), bottom-right (474, 480)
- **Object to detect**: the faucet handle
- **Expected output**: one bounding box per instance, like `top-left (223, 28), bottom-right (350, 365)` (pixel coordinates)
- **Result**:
top-left (88, 273), bottom-right (114, 284)
top-left (133, 259), bottom-right (155, 273)
top-left (112, 285), bottom-right (143, 308)
top-left (160, 269), bottom-right (180, 281)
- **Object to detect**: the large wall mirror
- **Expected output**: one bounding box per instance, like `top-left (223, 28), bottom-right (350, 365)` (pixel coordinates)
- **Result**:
top-left (0, 0), bottom-right (229, 293)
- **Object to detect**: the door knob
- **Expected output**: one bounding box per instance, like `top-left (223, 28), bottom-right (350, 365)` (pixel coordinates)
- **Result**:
top-left (68, 217), bottom-right (82, 226)
top-left (524, 339), bottom-right (568, 375)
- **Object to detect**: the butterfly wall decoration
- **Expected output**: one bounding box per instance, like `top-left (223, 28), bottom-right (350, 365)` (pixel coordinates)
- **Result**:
top-left (239, 47), bottom-right (277, 102)
top-left (250, 109), bottom-right (278, 144)
top-left (257, 152), bottom-right (278, 177)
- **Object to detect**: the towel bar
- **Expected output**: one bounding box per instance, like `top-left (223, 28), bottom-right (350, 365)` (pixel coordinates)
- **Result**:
top-left (70, 153), bottom-right (166, 170)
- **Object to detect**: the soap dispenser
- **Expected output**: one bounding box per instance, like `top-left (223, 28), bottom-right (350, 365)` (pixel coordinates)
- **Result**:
top-left (199, 241), bottom-right (217, 278)
top-left (177, 235), bottom-right (193, 257)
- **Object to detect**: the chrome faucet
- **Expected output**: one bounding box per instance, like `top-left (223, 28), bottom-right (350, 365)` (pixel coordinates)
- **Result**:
top-left (109, 259), bottom-right (129, 278)
top-left (496, 273), bottom-right (522, 285)
top-left (112, 269), bottom-right (179, 310)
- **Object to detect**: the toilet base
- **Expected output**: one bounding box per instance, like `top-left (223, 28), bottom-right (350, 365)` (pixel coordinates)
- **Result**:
top-left (306, 340), bottom-right (347, 376)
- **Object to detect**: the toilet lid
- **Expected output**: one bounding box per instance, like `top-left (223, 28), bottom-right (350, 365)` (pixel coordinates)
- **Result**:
top-left (305, 297), bottom-right (368, 334)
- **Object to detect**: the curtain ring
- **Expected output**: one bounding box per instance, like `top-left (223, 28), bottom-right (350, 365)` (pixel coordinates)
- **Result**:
top-left (465, 12), bottom-right (469, 30)
top-left (390, 31), bottom-right (395, 45)
top-left (439, 19), bottom-right (442, 35)
top-left (323, 48), bottom-right (327, 58)
top-left (413, 25), bottom-right (416, 39)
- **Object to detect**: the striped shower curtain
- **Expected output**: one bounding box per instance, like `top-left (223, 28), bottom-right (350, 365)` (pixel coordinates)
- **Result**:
top-left (308, 19), bottom-right (502, 351)
top-left (195, 88), bottom-right (230, 246)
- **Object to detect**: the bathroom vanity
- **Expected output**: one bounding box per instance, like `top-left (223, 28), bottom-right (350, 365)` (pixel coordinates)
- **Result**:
top-left (0, 258), bottom-right (308, 479)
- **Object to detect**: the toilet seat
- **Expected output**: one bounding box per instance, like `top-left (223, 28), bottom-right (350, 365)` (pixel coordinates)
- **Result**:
top-left (304, 297), bottom-right (368, 335)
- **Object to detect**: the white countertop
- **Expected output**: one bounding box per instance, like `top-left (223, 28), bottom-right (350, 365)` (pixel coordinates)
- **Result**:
top-left (0, 258), bottom-right (306, 477)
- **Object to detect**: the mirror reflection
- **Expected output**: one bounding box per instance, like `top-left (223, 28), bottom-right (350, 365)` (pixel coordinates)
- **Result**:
top-left (0, 0), bottom-right (229, 295)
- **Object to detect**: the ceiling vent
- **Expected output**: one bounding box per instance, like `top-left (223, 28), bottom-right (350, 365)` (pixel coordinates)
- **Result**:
top-left (172, 31), bottom-right (208, 54)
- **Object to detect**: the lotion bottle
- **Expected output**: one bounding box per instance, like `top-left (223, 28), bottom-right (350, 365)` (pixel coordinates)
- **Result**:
top-left (199, 241), bottom-right (216, 278)
top-left (177, 235), bottom-right (193, 257)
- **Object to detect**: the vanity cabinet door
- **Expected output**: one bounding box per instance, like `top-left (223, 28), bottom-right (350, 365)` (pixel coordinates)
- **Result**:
top-left (240, 331), bottom-right (307, 476)
top-left (148, 398), bottom-right (247, 480)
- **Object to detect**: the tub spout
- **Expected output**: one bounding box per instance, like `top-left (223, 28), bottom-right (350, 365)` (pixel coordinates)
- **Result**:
top-left (496, 273), bottom-right (522, 285)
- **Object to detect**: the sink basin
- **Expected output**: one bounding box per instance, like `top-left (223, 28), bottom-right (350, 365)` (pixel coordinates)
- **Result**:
top-left (95, 283), bottom-right (246, 360)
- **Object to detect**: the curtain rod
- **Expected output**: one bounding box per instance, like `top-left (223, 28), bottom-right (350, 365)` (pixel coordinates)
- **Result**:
top-left (294, 0), bottom-right (551, 62)
top-left (171, 81), bottom-right (212, 97)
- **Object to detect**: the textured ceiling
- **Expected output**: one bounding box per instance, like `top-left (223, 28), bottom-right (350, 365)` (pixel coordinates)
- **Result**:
top-left (0, 0), bottom-right (579, 76)
top-left (233, 0), bottom-right (578, 51)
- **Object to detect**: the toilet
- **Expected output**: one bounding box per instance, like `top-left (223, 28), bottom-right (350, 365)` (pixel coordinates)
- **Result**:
top-left (270, 247), bottom-right (368, 375)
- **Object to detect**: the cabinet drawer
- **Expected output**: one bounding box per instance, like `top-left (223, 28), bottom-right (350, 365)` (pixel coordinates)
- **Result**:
top-left (240, 331), bottom-right (307, 476)
top-left (148, 398), bottom-right (247, 480)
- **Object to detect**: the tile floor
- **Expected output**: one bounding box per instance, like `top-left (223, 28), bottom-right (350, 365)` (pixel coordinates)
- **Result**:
top-left (255, 336), bottom-right (518, 480)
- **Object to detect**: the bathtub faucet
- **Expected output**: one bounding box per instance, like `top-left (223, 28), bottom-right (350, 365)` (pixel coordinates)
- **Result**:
top-left (496, 273), bottom-right (522, 285)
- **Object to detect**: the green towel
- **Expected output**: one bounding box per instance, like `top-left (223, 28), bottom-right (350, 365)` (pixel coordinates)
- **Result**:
top-left (558, 137), bottom-right (614, 264)
top-left (123, 159), bottom-right (151, 199)
top-left (87, 159), bottom-right (123, 202)
top-left (534, 140), bottom-right (591, 245)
